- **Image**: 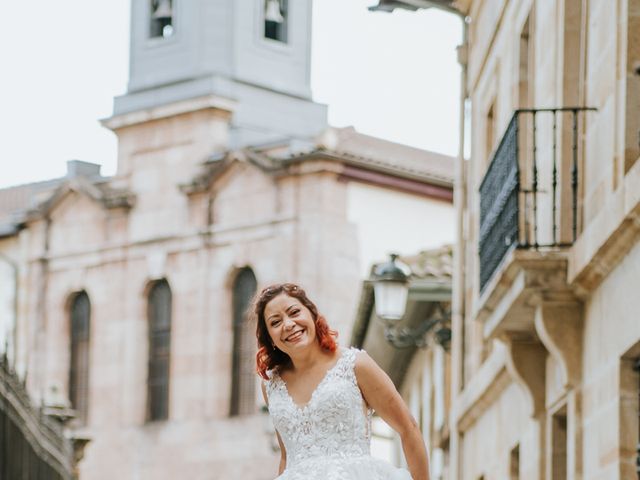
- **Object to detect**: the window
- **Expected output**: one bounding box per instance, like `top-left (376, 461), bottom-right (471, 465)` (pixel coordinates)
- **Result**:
top-left (624, 0), bottom-right (640, 174)
top-left (150, 0), bottom-right (174, 39)
top-left (264, 0), bottom-right (288, 43)
top-left (620, 355), bottom-right (639, 480)
top-left (518, 14), bottom-right (533, 110)
top-left (551, 406), bottom-right (568, 480)
top-left (510, 444), bottom-right (520, 480)
top-left (230, 268), bottom-right (257, 416)
top-left (69, 291), bottom-right (91, 424)
top-left (485, 100), bottom-right (496, 164)
top-left (147, 280), bottom-right (172, 421)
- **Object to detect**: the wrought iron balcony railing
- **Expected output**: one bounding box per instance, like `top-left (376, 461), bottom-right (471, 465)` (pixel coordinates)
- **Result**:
top-left (479, 107), bottom-right (596, 292)
top-left (0, 354), bottom-right (77, 479)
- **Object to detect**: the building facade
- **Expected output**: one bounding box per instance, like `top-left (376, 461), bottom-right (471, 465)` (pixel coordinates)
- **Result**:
top-left (0, 1), bottom-right (456, 478)
top-left (371, 0), bottom-right (640, 478)
top-left (451, 0), bottom-right (640, 479)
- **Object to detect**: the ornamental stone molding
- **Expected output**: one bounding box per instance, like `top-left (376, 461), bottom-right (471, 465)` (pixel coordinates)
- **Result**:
top-left (534, 303), bottom-right (583, 390)
top-left (503, 336), bottom-right (547, 418)
top-left (475, 248), bottom-right (578, 341)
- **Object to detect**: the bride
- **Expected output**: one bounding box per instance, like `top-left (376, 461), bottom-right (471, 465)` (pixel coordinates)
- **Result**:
top-left (254, 283), bottom-right (430, 480)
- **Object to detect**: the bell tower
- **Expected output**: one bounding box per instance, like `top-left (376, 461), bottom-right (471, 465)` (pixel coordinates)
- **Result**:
top-left (112, 0), bottom-right (326, 147)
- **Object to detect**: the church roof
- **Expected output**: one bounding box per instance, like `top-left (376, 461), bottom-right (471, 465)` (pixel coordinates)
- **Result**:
top-left (1, 129), bottom-right (455, 237)
top-left (0, 178), bottom-right (64, 236)
top-left (250, 127), bottom-right (454, 185)
top-left (314, 127), bottom-right (454, 185)
top-left (181, 127), bottom-right (455, 196)
top-left (0, 162), bottom-right (134, 238)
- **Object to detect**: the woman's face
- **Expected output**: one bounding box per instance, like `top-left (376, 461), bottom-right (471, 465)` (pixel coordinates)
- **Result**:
top-left (264, 293), bottom-right (316, 353)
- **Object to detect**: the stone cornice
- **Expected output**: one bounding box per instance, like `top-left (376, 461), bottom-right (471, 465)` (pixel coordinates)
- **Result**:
top-left (101, 94), bottom-right (236, 131)
top-left (570, 202), bottom-right (640, 298)
top-left (474, 248), bottom-right (577, 340)
top-left (569, 175), bottom-right (640, 296)
top-left (26, 213), bottom-right (298, 270)
top-left (180, 147), bottom-right (454, 203)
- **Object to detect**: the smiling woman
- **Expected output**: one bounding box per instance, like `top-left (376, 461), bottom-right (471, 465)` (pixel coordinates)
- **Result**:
top-left (255, 283), bottom-right (337, 380)
top-left (253, 282), bottom-right (430, 480)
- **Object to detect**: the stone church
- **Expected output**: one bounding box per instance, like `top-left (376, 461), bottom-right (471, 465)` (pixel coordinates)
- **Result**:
top-left (0, 1), bottom-right (455, 478)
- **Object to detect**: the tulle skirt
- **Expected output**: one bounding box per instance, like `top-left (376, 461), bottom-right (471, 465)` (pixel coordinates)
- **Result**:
top-left (275, 455), bottom-right (412, 480)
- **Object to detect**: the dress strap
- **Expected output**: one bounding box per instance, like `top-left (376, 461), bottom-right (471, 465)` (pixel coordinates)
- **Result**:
top-left (330, 347), bottom-right (361, 385)
top-left (264, 369), bottom-right (281, 400)
top-left (343, 347), bottom-right (360, 366)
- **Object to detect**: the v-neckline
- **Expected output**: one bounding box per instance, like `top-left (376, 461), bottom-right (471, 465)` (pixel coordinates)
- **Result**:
top-left (278, 348), bottom-right (346, 411)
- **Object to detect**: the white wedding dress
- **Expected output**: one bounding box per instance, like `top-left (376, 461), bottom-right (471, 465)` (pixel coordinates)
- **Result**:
top-left (265, 347), bottom-right (412, 480)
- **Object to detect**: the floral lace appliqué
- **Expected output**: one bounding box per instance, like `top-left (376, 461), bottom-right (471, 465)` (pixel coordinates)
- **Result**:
top-left (266, 348), bottom-right (373, 467)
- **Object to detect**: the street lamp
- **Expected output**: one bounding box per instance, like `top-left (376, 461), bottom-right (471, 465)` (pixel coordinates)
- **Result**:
top-left (372, 254), bottom-right (451, 349)
top-left (372, 254), bottom-right (411, 322)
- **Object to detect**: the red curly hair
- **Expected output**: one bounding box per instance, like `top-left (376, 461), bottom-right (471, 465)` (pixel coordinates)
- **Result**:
top-left (254, 283), bottom-right (338, 380)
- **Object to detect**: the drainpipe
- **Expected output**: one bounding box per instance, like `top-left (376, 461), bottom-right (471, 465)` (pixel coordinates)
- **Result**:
top-left (452, 14), bottom-right (468, 391)
top-left (451, 14), bottom-right (468, 480)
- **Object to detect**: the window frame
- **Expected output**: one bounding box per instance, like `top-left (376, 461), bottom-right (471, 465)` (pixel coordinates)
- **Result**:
top-left (229, 268), bottom-right (258, 416)
top-left (69, 291), bottom-right (91, 425)
top-left (146, 279), bottom-right (172, 422)
top-left (263, 0), bottom-right (289, 44)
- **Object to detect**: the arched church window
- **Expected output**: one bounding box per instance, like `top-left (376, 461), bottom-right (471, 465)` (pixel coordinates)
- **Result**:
top-left (147, 280), bottom-right (172, 421)
top-left (230, 268), bottom-right (257, 416)
top-left (150, 0), bottom-right (174, 39)
top-left (69, 291), bottom-right (91, 424)
top-left (264, 0), bottom-right (288, 43)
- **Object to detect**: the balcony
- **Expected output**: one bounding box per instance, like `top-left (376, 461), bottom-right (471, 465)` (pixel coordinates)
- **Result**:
top-left (479, 107), bottom-right (597, 292)
top-left (476, 107), bottom-right (595, 340)
top-left (0, 354), bottom-right (86, 479)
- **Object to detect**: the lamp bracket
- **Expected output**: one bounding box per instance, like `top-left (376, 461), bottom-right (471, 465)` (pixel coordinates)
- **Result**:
top-left (383, 303), bottom-right (451, 349)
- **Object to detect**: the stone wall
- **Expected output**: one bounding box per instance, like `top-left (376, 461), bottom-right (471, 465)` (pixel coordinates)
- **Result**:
top-left (454, 0), bottom-right (640, 478)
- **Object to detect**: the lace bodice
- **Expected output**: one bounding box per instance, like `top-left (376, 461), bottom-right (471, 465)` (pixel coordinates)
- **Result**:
top-left (265, 347), bottom-right (373, 467)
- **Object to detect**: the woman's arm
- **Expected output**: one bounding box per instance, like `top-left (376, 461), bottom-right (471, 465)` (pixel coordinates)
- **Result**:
top-left (354, 351), bottom-right (430, 480)
top-left (275, 430), bottom-right (287, 475)
top-left (261, 381), bottom-right (287, 474)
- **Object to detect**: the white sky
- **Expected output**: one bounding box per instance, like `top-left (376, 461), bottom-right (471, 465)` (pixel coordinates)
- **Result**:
top-left (0, 0), bottom-right (461, 189)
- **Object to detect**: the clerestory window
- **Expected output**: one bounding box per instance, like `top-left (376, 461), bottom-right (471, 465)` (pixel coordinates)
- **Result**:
top-left (147, 279), bottom-right (172, 421)
top-left (69, 291), bottom-right (91, 424)
top-left (230, 268), bottom-right (257, 416)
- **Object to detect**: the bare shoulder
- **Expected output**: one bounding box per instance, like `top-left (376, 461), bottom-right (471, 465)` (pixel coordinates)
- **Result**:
top-left (353, 348), bottom-right (375, 370)
top-left (353, 349), bottom-right (385, 382)
top-left (352, 348), bottom-right (403, 416)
